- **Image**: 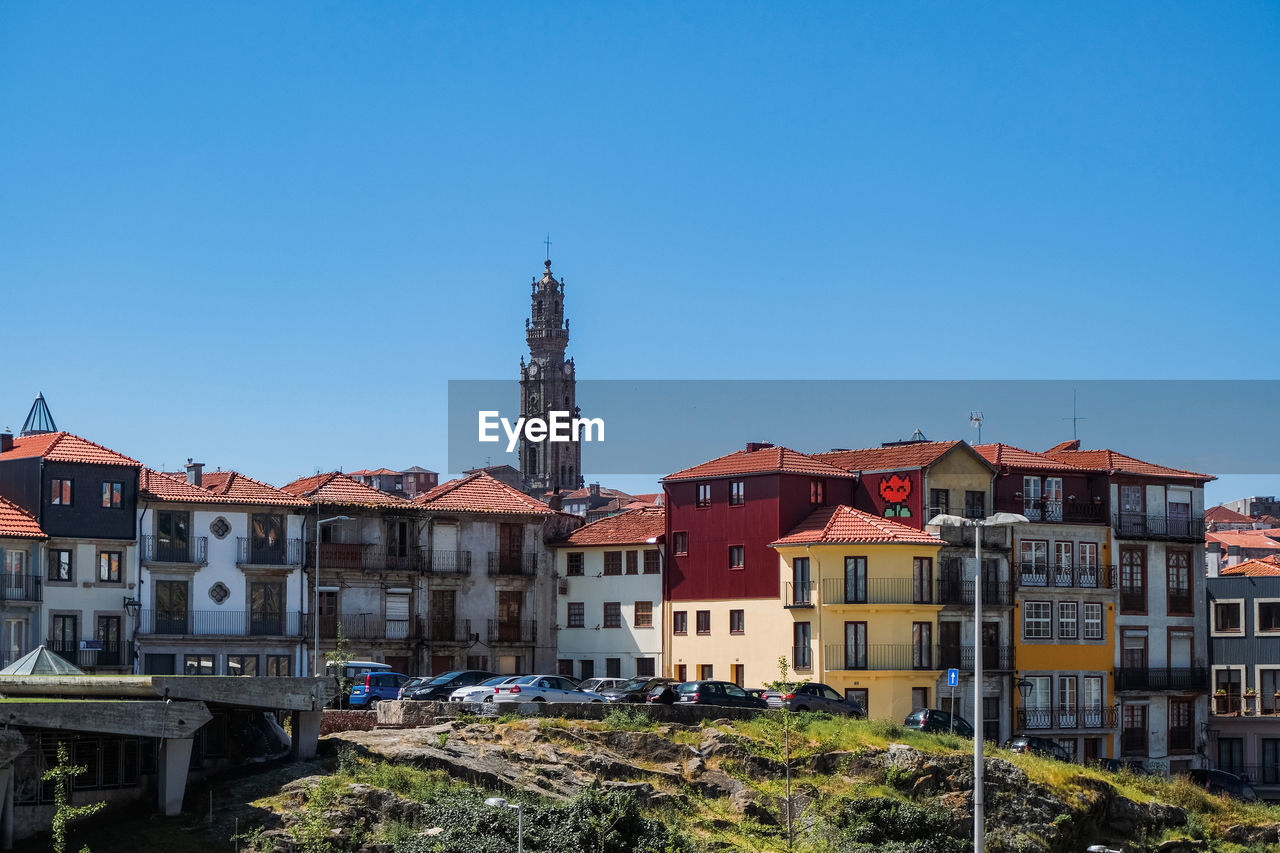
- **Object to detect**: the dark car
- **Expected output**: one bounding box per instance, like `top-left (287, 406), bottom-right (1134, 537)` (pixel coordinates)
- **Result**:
top-left (349, 672), bottom-right (411, 708)
top-left (401, 670), bottom-right (498, 701)
top-left (1187, 768), bottom-right (1258, 802)
top-left (646, 683), bottom-right (680, 704)
top-left (601, 676), bottom-right (677, 704)
top-left (674, 680), bottom-right (768, 709)
top-left (903, 708), bottom-right (974, 737)
top-left (784, 682), bottom-right (865, 716)
top-left (1005, 736), bottom-right (1071, 761)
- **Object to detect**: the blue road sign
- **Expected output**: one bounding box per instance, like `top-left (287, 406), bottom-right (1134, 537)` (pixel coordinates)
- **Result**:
top-left (947, 668), bottom-right (959, 687)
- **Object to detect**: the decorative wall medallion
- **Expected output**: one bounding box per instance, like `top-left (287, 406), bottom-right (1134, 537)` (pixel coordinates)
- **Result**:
top-left (210, 517), bottom-right (231, 539)
top-left (209, 582), bottom-right (230, 604)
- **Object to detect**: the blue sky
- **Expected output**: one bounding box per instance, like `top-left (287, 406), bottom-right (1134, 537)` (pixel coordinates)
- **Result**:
top-left (1, 3), bottom-right (1277, 501)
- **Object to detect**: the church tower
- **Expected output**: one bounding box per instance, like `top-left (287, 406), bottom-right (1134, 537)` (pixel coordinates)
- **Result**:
top-left (518, 258), bottom-right (583, 496)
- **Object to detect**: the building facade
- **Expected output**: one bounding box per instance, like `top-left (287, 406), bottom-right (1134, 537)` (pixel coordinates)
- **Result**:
top-left (0, 495), bottom-right (46, 667)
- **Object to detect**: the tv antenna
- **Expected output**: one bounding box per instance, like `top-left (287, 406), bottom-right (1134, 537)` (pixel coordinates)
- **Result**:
top-left (969, 411), bottom-right (984, 444)
top-left (1062, 389), bottom-right (1087, 440)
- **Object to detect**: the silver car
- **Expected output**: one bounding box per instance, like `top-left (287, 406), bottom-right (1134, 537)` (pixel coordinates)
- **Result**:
top-left (491, 674), bottom-right (607, 704)
top-left (579, 677), bottom-right (627, 694)
top-left (449, 675), bottom-right (523, 703)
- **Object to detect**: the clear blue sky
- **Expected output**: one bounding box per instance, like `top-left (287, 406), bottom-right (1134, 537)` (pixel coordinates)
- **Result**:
top-left (1, 2), bottom-right (1277, 501)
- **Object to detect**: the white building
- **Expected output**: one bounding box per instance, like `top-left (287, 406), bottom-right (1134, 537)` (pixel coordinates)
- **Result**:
top-left (553, 506), bottom-right (665, 681)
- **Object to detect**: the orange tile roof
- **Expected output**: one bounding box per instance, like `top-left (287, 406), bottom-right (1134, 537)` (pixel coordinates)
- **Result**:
top-left (1221, 556), bottom-right (1280, 576)
top-left (1207, 530), bottom-right (1280, 550)
top-left (772, 505), bottom-right (945, 546)
top-left (280, 472), bottom-right (417, 509)
top-left (550, 485), bottom-right (637, 501)
top-left (1206, 505), bottom-right (1255, 525)
top-left (1044, 448), bottom-right (1213, 481)
top-left (973, 443), bottom-right (1084, 473)
top-left (0, 432), bottom-right (140, 467)
top-left (815, 441), bottom-right (975, 472)
top-left (414, 472), bottom-right (555, 515)
top-left (561, 506), bottom-right (666, 546)
top-left (664, 445), bottom-right (858, 482)
top-left (0, 495), bottom-right (45, 540)
top-left (140, 468), bottom-right (310, 507)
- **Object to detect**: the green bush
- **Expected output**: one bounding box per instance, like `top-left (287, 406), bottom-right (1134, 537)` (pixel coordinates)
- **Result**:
top-left (817, 796), bottom-right (968, 853)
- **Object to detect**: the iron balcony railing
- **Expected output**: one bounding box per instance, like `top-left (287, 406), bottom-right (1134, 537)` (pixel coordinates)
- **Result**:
top-left (140, 535), bottom-right (209, 565)
top-left (237, 537), bottom-right (303, 566)
top-left (1169, 726), bottom-right (1195, 752)
top-left (1167, 593), bottom-right (1194, 615)
top-left (487, 619), bottom-right (537, 645)
top-left (1113, 512), bottom-right (1206, 541)
top-left (937, 580), bottom-right (1014, 606)
top-left (138, 609), bottom-right (303, 636)
top-left (426, 549), bottom-right (472, 575)
top-left (1223, 764), bottom-right (1280, 786)
top-left (307, 613), bottom-right (421, 641)
top-left (487, 552), bottom-right (538, 577)
top-left (1016, 562), bottom-right (1115, 589)
top-left (927, 505), bottom-right (988, 522)
top-left (785, 581), bottom-right (815, 608)
top-left (933, 524), bottom-right (1009, 549)
top-left (1119, 586), bottom-right (1146, 612)
top-left (1017, 707), bottom-right (1119, 730)
top-left (792, 645), bottom-right (813, 672)
top-left (305, 544), bottom-right (422, 572)
top-left (936, 645), bottom-right (1014, 671)
top-left (820, 577), bottom-right (941, 605)
top-left (426, 618), bottom-right (472, 644)
top-left (50, 641), bottom-right (132, 669)
top-left (1114, 666), bottom-right (1208, 692)
top-left (825, 643), bottom-right (941, 671)
top-left (0, 573), bottom-right (42, 602)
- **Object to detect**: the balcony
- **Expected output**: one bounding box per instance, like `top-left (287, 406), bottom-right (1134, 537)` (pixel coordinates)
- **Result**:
top-left (488, 619), bottom-right (536, 645)
top-left (50, 641), bottom-right (132, 669)
top-left (140, 535), bottom-right (209, 566)
top-left (824, 643), bottom-right (941, 671)
top-left (821, 577), bottom-right (941, 605)
top-left (1017, 707), bottom-right (1118, 730)
top-left (937, 580), bottom-right (1014, 607)
top-left (1113, 512), bottom-right (1205, 542)
top-left (308, 613), bottom-right (421, 641)
top-left (1017, 562), bottom-right (1114, 589)
top-left (237, 537), bottom-right (303, 567)
top-left (426, 550), bottom-right (472, 575)
top-left (934, 524), bottom-right (1009, 549)
top-left (1167, 593), bottom-right (1194, 616)
top-left (785, 581), bottom-right (815, 608)
top-left (426, 618), bottom-right (472, 644)
top-left (1119, 586), bottom-right (1146, 612)
top-left (305, 544), bottom-right (422, 572)
top-left (941, 645), bottom-right (1015, 671)
top-left (0, 573), bottom-right (42, 602)
top-left (1114, 666), bottom-right (1208, 692)
top-left (487, 552), bottom-right (538, 577)
top-left (138, 609), bottom-right (303, 636)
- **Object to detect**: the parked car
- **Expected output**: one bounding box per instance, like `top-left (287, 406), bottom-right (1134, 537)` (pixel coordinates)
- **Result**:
top-left (903, 708), bottom-right (974, 737)
top-left (1005, 736), bottom-right (1071, 761)
top-left (646, 683), bottom-right (680, 704)
top-left (449, 675), bottom-right (524, 703)
top-left (1187, 769), bottom-right (1258, 802)
top-left (783, 682), bottom-right (865, 716)
top-left (330, 660), bottom-right (392, 681)
top-left (579, 677), bottom-right (627, 694)
top-left (745, 688), bottom-right (768, 702)
top-left (674, 680), bottom-right (768, 709)
top-left (491, 674), bottom-right (607, 704)
top-left (349, 672), bottom-right (411, 708)
top-left (402, 670), bottom-right (498, 701)
top-left (396, 677), bottom-right (428, 699)
top-left (761, 689), bottom-right (785, 709)
top-left (601, 677), bottom-right (677, 704)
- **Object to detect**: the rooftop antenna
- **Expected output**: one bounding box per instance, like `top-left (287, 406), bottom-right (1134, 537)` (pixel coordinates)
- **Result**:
top-left (969, 411), bottom-right (984, 444)
top-left (1062, 389), bottom-right (1087, 440)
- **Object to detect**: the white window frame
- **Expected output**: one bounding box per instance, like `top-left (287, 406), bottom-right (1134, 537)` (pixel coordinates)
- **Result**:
top-left (1024, 601), bottom-right (1052, 639)
top-left (1058, 601), bottom-right (1079, 639)
top-left (1083, 602), bottom-right (1104, 640)
top-left (1254, 598), bottom-right (1280, 636)
top-left (1211, 598), bottom-right (1245, 636)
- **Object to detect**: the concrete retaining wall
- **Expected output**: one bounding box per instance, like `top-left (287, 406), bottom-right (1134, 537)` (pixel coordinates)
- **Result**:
top-left (371, 700), bottom-right (765, 728)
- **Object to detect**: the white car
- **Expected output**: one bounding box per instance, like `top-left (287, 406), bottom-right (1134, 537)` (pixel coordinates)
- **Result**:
top-left (579, 677), bottom-right (627, 694)
top-left (491, 674), bottom-right (607, 704)
top-left (449, 675), bottom-right (523, 703)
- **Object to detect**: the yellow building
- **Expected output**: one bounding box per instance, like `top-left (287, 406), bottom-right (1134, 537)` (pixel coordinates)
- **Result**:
top-left (771, 505), bottom-right (945, 721)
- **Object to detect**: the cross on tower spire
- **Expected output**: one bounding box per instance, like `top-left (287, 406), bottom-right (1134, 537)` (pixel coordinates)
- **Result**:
top-left (543, 234), bottom-right (552, 261)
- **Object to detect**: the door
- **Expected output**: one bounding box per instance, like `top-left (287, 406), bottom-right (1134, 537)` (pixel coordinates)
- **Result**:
top-left (1169, 631), bottom-right (1192, 670)
top-left (913, 558), bottom-right (933, 604)
top-left (429, 589), bottom-right (456, 641)
top-left (499, 523), bottom-right (523, 574)
top-left (1023, 476), bottom-right (1043, 520)
top-left (1053, 542), bottom-right (1073, 586)
top-left (792, 558), bottom-right (811, 604)
top-left (430, 655), bottom-right (454, 675)
top-left (3, 550), bottom-right (27, 599)
top-left (318, 590), bottom-right (338, 637)
top-left (1121, 630), bottom-right (1148, 671)
top-left (1026, 676), bottom-right (1051, 729)
top-left (96, 616), bottom-right (122, 666)
top-left (156, 510), bottom-right (190, 562)
top-left (1020, 541), bottom-right (1048, 585)
top-left (155, 580), bottom-right (189, 634)
top-left (844, 557), bottom-right (866, 604)
top-left (939, 622), bottom-right (961, 669)
top-left (911, 687), bottom-right (929, 710)
top-left (3, 618), bottom-right (26, 666)
top-left (385, 591), bottom-right (410, 640)
top-left (982, 622), bottom-right (1001, 669)
top-left (1044, 478), bottom-right (1064, 521)
top-left (251, 514), bottom-right (285, 563)
top-left (1120, 548), bottom-right (1146, 613)
top-left (1083, 676), bottom-right (1104, 727)
top-left (383, 656), bottom-right (410, 676)
top-left (1057, 676), bottom-right (1078, 728)
top-left (250, 581), bottom-right (284, 634)
top-left (498, 590), bottom-right (523, 642)
top-left (845, 622), bottom-right (867, 670)
top-left (912, 622), bottom-right (932, 670)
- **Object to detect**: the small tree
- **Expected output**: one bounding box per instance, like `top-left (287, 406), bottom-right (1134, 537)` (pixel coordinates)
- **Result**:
top-left (765, 655), bottom-right (811, 852)
top-left (43, 742), bottom-right (105, 853)
top-left (324, 622), bottom-right (353, 708)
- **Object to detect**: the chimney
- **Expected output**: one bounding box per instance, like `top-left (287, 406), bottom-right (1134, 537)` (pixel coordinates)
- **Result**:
top-left (1226, 544), bottom-right (1242, 567)
top-left (185, 458), bottom-right (204, 487)
top-left (745, 442), bottom-right (775, 453)
top-left (588, 483), bottom-right (601, 498)
top-left (1207, 541), bottom-right (1222, 577)
top-left (0, 433), bottom-right (11, 454)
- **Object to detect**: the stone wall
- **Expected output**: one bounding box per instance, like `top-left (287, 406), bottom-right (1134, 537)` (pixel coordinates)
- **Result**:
top-left (320, 710), bottom-right (378, 734)
top-left (372, 700), bottom-right (764, 728)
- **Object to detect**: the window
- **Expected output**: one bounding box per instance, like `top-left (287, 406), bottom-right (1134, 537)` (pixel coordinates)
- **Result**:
top-left (1043, 477), bottom-right (1063, 521)
top-left (1213, 601), bottom-right (1243, 633)
top-left (1216, 667), bottom-right (1243, 702)
top-left (673, 611), bottom-right (688, 634)
top-left (101, 482), bottom-right (123, 509)
top-left (673, 532), bottom-right (688, 555)
top-left (49, 549), bottom-right (72, 582)
top-left (810, 480), bottom-right (824, 505)
top-left (1023, 476), bottom-right (1043, 519)
top-left (1121, 631), bottom-right (1147, 669)
top-left (1169, 698), bottom-right (1193, 752)
top-left (634, 601), bottom-right (653, 628)
top-left (793, 622), bottom-right (812, 669)
top-left (1058, 602), bottom-right (1078, 639)
top-left (1120, 485), bottom-right (1143, 513)
top-left (1083, 602), bottom-right (1103, 639)
top-left (603, 602), bottom-right (622, 629)
top-left (1167, 551), bottom-right (1191, 615)
top-left (558, 659), bottom-right (575, 677)
top-left (911, 622), bottom-right (932, 669)
top-left (930, 489), bottom-right (949, 517)
top-left (696, 610), bottom-right (711, 635)
top-left (729, 609), bottom-right (744, 634)
top-left (729, 481), bottom-right (744, 506)
top-left (1120, 548), bottom-right (1146, 613)
top-left (913, 557), bottom-right (933, 604)
top-left (1259, 601), bottom-right (1280, 633)
top-left (643, 550), bottom-right (660, 574)
top-left (847, 687), bottom-right (869, 711)
top-left (626, 550), bottom-right (639, 574)
top-left (1122, 704), bottom-right (1148, 756)
top-left (566, 553), bottom-right (584, 576)
top-left (1024, 601), bottom-right (1051, 639)
top-left (228, 655), bottom-right (258, 676)
top-left (184, 655), bottom-right (215, 675)
top-left (845, 621), bottom-right (867, 669)
top-left (912, 687), bottom-right (929, 709)
top-left (696, 483), bottom-right (711, 508)
top-left (50, 479), bottom-right (73, 506)
top-left (791, 557), bottom-right (811, 605)
top-left (606, 658), bottom-right (621, 678)
top-left (728, 545), bottom-right (744, 570)
top-left (698, 664), bottom-right (713, 680)
top-left (98, 551), bottom-right (121, 583)
top-left (965, 490), bottom-right (985, 519)
top-left (603, 551), bottom-right (622, 576)
top-left (843, 556), bottom-right (867, 604)
top-left (566, 602), bottom-right (584, 628)
top-left (51, 614), bottom-right (78, 655)
top-left (636, 658), bottom-right (655, 677)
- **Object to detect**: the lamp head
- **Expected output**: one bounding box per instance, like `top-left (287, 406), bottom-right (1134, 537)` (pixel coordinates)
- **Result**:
top-left (485, 797), bottom-right (508, 808)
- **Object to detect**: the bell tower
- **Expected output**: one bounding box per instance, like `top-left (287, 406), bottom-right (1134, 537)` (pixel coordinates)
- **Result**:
top-left (519, 258), bottom-right (583, 495)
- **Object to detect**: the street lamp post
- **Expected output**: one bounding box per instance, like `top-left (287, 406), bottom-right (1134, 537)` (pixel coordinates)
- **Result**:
top-left (313, 514), bottom-right (351, 677)
top-left (485, 797), bottom-right (523, 853)
top-left (1016, 677), bottom-right (1034, 732)
top-left (928, 511), bottom-right (1028, 853)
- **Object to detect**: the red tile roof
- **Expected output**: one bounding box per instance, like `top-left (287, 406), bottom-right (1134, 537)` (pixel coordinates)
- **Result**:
top-left (1044, 448), bottom-right (1213, 481)
top-left (550, 485), bottom-right (637, 501)
top-left (815, 441), bottom-right (977, 472)
top-left (198, 471), bottom-right (312, 507)
top-left (664, 445), bottom-right (858, 482)
top-left (561, 506), bottom-right (666, 546)
top-left (280, 472), bottom-right (416, 509)
top-left (1207, 530), bottom-right (1280, 550)
top-left (772, 505), bottom-right (945, 546)
top-left (0, 432), bottom-right (140, 467)
top-left (1206, 505), bottom-right (1255, 525)
top-left (0, 496), bottom-right (45, 540)
top-left (973, 443), bottom-right (1084, 473)
top-left (414, 472), bottom-right (555, 515)
top-left (1221, 556), bottom-right (1280, 577)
